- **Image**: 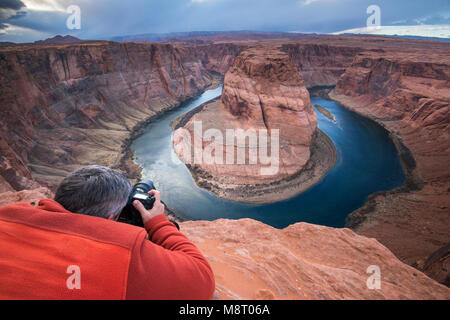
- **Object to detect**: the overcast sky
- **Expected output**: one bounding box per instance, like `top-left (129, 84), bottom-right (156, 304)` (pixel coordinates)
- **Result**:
top-left (1, 0), bottom-right (449, 42)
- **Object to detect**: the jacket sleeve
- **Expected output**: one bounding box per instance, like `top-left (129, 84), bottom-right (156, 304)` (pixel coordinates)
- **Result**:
top-left (125, 215), bottom-right (215, 300)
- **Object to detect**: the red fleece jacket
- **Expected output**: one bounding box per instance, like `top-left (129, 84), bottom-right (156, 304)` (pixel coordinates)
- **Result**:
top-left (0, 199), bottom-right (215, 300)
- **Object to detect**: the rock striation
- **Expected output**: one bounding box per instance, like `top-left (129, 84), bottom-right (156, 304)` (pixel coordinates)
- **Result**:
top-left (281, 41), bottom-right (362, 88)
top-left (0, 41), bottom-right (219, 192)
top-left (220, 47), bottom-right (318, 178)
top-left (330, 48), bottom-right (450, 281)
top-left (187, 42), bottom-right (248, 75)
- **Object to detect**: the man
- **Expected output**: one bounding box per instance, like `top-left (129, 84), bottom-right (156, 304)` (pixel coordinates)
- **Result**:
top-left (0, 165), bottom-right (215, 300)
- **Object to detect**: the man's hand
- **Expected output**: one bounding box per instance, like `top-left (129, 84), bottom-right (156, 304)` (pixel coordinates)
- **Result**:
top-left (132, 190), bottom-right (165, 225)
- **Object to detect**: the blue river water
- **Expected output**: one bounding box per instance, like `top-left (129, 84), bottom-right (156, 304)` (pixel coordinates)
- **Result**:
top-left (131, 85), bottom-right (405, 228)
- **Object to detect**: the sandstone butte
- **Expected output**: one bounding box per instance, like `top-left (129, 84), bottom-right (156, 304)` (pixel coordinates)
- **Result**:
top-left (0, 35), bottom-right (449, 297)
top-left (172, 46), bottom-right (336, 203)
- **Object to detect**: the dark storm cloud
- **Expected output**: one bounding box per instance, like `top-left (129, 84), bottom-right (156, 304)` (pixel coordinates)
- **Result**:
top-left (0, 0), bottom-right (25, 24)
top-left (0, 0), bottom-right (25, 10)
top-left (0, 0), bottom-right (25, 31)
top-left (6, 8), bottom-right (67, 33)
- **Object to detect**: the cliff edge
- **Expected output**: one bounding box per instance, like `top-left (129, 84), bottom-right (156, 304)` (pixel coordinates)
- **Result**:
top-left (0, 189), bottom-right (448, 299)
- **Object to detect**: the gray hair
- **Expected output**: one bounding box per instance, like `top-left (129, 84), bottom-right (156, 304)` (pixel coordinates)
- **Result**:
top-left (54, 165), bottom-right (132, 219)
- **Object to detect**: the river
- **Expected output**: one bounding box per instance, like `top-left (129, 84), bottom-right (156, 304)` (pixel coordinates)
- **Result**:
top-left (131, 85), bottom-right (405, 228)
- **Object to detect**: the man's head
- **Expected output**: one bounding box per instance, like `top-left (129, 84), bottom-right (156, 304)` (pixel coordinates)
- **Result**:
top-left (54, 165), bottom-right (132, 220)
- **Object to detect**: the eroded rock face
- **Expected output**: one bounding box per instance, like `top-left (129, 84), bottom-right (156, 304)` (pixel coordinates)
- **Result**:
top-left (173, 47), bottom-right (324, 202)
top-left (181, 218), bottom-right (450, 300)
top-left (221, 48), bottom-right (316, 132)
top-left (330, 48), bottom-right (450, 281)
top-left (0, 187), bottom-right (53, 207)
top-left (188, 42), bottom-right (248, 75)
top-left (220, 47), bottom-right (318, 173)
top-left (0, 41), bottom-right (218, 191)
top-left (281, 42), bottom-right (362, 88)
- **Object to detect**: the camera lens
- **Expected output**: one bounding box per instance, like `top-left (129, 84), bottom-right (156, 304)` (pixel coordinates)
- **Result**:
top-left (135, 180), bottom-right (155, 193)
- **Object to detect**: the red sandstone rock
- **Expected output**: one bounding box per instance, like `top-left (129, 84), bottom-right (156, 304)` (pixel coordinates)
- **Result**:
top-left (0, 187), bottom-right (53, 207)
top-left (187, 42), bottom-right (248, 75)
top-left (330, 47), bottom-right (450, 283)
top-left (0, 41), bottom-right (218, 191)
top-left (281, 42), bottom-right (362, 88)
top-left (173, 47), bottom-right (318, 190)
top-left (0, 189), bottom-right (447, 300)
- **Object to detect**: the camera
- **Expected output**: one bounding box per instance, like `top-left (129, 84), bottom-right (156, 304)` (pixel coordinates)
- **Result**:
top-left (118, 179), bottom-right (181, 230)
top-left (118, 180), bottom-right (156, 227)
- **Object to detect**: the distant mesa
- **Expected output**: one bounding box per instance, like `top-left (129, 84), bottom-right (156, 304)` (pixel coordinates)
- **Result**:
top-left (109, 31), bottom-right (329, 43)
top-left (34, 35), bottom-right (83, 45)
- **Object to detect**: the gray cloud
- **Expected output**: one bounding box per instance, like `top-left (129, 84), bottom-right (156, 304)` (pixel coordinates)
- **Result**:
top-left (0, 0), bottom-right (25, 10)
top-left (0, 0), bottom-right (25, 28)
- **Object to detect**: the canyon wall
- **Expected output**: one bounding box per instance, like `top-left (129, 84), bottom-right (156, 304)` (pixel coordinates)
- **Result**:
top-left (185, 42), bottom-right (248, 75)
top-left (281, 42), bottom-right (363, 88)
top-left (272, 37), bottom-right (449, 284)
top-left (0, 41), bottom-right (219, 191)
top-left (330, 46), bottom-right (450, 282)
top-left (185, 39), bottom-right (364, 88)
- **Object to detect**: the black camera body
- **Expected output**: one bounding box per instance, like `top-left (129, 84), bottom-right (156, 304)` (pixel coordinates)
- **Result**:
top-left (118, 180), bottom-right (156, 228)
